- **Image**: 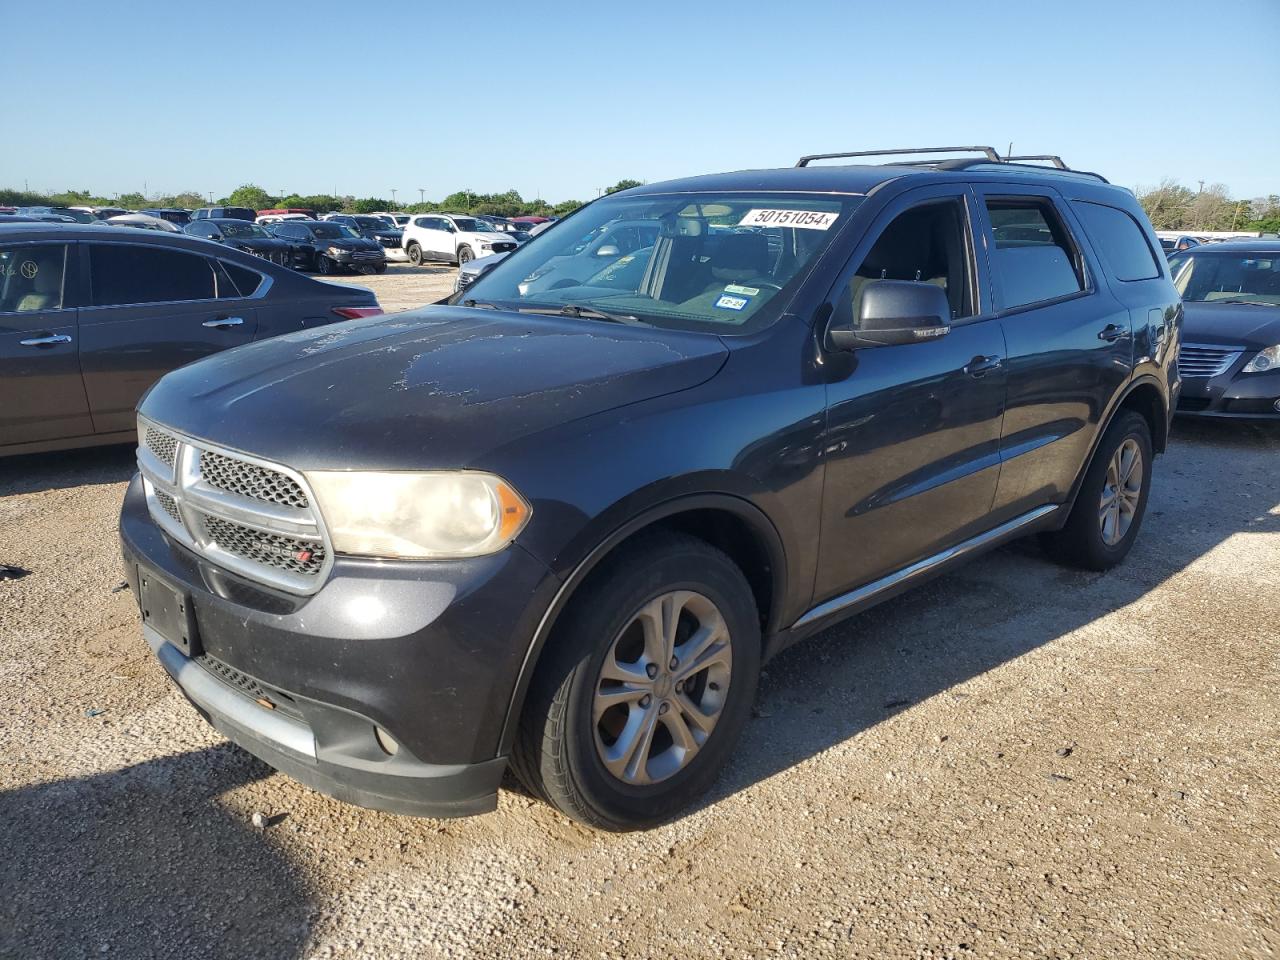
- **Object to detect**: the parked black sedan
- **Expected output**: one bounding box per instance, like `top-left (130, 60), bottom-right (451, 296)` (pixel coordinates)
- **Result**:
top-left (321, 214), bottom-right (408, 263)
top-left (0, 223), bottom-right (382, 456)
top-left (269, 220), bottom-right (387, 274)
top-left (1170, 239), bottom-right (1280, 419)
top-left (184, 218), bottom-right (292, 267)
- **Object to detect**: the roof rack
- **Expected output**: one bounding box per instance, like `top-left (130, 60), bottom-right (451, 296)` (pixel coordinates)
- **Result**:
top-left (795, 146), bottom-right (1109, 183)
top-left (796, 146), bottom-right (1001, 167)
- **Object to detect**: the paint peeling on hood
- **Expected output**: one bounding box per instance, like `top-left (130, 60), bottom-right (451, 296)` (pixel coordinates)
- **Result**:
top-left (140, 305), bottom-right (729, 471)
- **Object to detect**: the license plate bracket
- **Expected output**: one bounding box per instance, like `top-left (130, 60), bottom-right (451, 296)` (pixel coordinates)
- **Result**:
top-left (138, 566), bottom-right (201, 657)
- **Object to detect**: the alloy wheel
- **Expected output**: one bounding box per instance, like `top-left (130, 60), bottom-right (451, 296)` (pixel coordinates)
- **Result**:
top-left (593, 591), bottom-right (732, 786)
top-left (1099, 438), bottom-right (1143, 546)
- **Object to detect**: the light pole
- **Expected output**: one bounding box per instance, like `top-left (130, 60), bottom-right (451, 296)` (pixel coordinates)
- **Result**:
top-left (391, 188), bottom-right (397, 206)
top-left (418, 188), bottom-right (425, 205)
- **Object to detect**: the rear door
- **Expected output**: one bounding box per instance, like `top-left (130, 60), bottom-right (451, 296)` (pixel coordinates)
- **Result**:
top-left (0, 240), bottom-right (93, 446)
top-left (77, 241), bottom-right (259, 434)
top-left (973, 184), bottom-right (1132, 519)
top-left (421, 217), bottom-right (455, 259)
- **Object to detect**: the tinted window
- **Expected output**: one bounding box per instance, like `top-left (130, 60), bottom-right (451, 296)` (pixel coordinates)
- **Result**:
top-left (1072, 202), bottom-right (1160, 282)
top-left (89, 244), bottom-right (218, 306)
top-left (985, 198), bottom-right (1085, 309)
top-left (220, 261), bottom-right (264, 298)
top-left (0, 244), bottom-right (67, 313)
top-left (850, 200), bottom-right (974, 320)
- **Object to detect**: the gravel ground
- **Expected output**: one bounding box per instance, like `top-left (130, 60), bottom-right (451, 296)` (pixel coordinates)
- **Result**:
top-left (1, 280), bottom-right (1276, 959)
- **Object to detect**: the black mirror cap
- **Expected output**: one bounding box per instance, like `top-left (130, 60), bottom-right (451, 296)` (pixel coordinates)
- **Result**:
top-left (829, 279), bottom-right (952, 350)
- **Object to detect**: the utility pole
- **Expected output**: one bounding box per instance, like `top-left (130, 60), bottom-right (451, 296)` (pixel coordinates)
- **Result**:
top-left (391, 188), bottom-right (397, 206)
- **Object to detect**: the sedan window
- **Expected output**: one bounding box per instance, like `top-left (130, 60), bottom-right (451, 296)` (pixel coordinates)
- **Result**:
top-left (0, 244), bottom-right (67, 313)
top-left (89, 244), bottom-right (218, 306)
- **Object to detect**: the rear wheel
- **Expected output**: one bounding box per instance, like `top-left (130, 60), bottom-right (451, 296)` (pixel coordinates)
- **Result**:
top-left (407, 242), bottom-right (424, 266)
top-left (1041, 410), bottom-right (1153, 570)
top-left (457, 245), bottom-right (474, 265)
top-left (511, 532), bottom-right (760, 831)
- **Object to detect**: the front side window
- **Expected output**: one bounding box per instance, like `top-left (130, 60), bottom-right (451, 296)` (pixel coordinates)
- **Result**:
top-left (460, 191), bottom-right (859, 334)
top-left (88, 244), bottom-right (218, 305)
top-left (985, 197), bottom-right (1085, 310)
top-left (1168, 251), bottom-right (1280, 305)
top-left (0, 244), bottom-right (67, 313)
top-left (1072, 202), bottom-right (1160, 282)
top-left (847, 199), bottom-right (974, 320)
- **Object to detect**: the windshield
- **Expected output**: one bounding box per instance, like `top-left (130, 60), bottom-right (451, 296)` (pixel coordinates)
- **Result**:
top-left (456, 192), bottom-right (858, 334)
top-left (222, 222), bottom-right (269, 238)
top-left (452, 217), bottom-right (495, 233)
top-left (352, 216), bottom-right (388, 230)
top-left (1169, 250), bottom-right (1280, 305)
top-left (311, 224), bottom-right (359, 240)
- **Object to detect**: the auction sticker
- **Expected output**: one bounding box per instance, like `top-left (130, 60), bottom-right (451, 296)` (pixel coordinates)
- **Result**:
top-left (738, 209), bottom-right (838, 230)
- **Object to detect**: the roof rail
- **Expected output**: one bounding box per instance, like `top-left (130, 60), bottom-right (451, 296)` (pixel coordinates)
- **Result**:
top-left (796, 146), bottom-right (1001, 167)
top-left (1003, 154), bottom-right (1067, 169)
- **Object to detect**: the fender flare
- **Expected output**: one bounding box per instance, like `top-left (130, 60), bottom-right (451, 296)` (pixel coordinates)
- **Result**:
top-left (1062, 374), bottom-right (1169, 517)
top-left (496, 492), bottom-right (788, 754)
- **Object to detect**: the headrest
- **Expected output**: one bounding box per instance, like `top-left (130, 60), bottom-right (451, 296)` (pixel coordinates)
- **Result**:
top-left (712, 233), bottom-right (770, 276)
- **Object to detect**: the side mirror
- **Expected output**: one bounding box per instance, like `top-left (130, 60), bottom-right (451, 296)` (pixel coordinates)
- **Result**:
top-left (828, 279), bottom-right (952, 350)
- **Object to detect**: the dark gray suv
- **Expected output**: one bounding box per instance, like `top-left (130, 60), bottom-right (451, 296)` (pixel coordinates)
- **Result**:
top-left (120, 147), bottom-right (1180, 830)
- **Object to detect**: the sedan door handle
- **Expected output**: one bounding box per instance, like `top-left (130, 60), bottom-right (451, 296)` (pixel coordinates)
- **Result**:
top-left (1097, 323), bottom-right (1129, 342)
top-left (19, 333), bottom-right (72, 347)
top-left (964, 354), bottom-right (1003, 378)
top-left (202, 316), bottom-right (244, 329)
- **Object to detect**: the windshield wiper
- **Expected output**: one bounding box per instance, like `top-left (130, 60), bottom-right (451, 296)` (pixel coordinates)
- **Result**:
top-left (511, 303), bottom-right (646, 325)
top-left (1211, 299), bottom-right (1275, 306)
top-left (461, 299), bottom-right (501, 310)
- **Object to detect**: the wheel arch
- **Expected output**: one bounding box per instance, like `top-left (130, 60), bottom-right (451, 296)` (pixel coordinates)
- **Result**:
top-left (497, 493), bottom-right (787, 755)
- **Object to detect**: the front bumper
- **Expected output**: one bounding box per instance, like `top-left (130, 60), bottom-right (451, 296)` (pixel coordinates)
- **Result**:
top-left (331, 250), bottom-right (387, 268)
top-left (1176, 367), bottom-right (1280, 419)
top-left (120, 475), bottom-right (560, 817)
top-left (380, 246), bottom-right (410, 262)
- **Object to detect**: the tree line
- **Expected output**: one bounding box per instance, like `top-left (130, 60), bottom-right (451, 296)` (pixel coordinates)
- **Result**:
top-left (0, 180), bottom-right (648, 218)
top-left (1136, 180), bottom-right (1279, 233)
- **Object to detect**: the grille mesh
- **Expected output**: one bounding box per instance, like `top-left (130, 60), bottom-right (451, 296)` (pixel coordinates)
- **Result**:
top-left (195, 654), bottom-right (304, 720)
top-left (202, 515), bottom-right (325, 576)
top-left (200, 451), bottom-right (310, 509)
top-left (1178, 346), bottom-right (1239, 379)
top-left (145, 427), bottom-right (178, 467)
top-left (154, 489), bottom-right (183, 526)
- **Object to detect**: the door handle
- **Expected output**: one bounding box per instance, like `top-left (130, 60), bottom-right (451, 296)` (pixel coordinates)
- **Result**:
top-left (964, 355), bottom-right (1003, 378)
top-left (202, 316), bottom-right (245, 329)
top-left (1097, 323), bottom-right (1129, 342)
top-left (19, 333), bottom-right (72, 347)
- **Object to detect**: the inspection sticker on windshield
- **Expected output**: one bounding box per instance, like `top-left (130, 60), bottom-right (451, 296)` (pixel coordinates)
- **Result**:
top-left (738, 208), bottom-right (838, 230)
top-left (724, 284), bottom-right (759, 296)
top-left (715, 294), bottom-right (750, 311)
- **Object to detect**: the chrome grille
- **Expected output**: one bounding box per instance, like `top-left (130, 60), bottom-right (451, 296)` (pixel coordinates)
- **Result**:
top-left (136, 419), bottom-right (332, 594)
top-left (199, 451), bottom-right (309, 508)
top-left (202, 515), bottom-right (326, 577)
top-left (145, 426), bottom-right (178, 467)
top-left (457, 271), bottom-right (477, 289)
top-left (1178, 344), bottom-right (1241, 379)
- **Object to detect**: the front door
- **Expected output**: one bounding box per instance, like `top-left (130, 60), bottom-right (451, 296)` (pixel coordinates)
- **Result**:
top-left (0, 240), bottom-right (92, 447)
top-left (816, 187), bottom-right (1008, 602)
top-left (77, 242), bottom-right (258, 434)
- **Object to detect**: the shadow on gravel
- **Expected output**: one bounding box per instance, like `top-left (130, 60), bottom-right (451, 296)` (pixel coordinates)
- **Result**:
top-left (0, 744), bottom-right (313, 960)
top-left (0, 443), bottom-right (137, 497)
top-left (700, 419), bottom-right (1280, 814)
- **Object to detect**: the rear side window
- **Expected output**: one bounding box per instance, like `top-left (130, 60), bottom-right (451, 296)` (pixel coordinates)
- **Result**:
top-left (89, 244), bottom-right (218, 306)
top-left (985, 197), bottom-right (1085, 310)
top-left (1072, 202), bottom-right (1161, 281)
top-left (0, 244), bottom-right (67, 313)
top-left (221, 261), bottom-right (265, 297)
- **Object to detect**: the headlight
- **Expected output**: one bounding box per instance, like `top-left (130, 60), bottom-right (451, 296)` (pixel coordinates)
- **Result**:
top-left (327, 245), bottom-right (344, 256)
top-left (1242, 344), bottom-right (1280, 373)
top-left (306, 471), bottom-right (531, 559)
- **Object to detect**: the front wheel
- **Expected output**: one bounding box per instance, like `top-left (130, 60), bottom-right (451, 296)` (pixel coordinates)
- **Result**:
top-left (457, 245), bottom-right (474, 265)
top-left (511, 532), bottom-right (761, 831)
top-left (315, 255), bottom-right (335, 275)
top-left (1041, 410), bottom-right (1153, 570)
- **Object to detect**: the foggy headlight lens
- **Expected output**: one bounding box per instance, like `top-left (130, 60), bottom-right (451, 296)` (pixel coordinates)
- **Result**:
top-left (306, 471), bottom-right (531, 559)
top-left (1242, 344), bottom-right (1280, 373)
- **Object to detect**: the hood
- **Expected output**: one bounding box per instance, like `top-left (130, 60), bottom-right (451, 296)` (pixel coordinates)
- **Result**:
top-left (230, 237), bottom-right (289, 252)
top-left (320, 237), bottom-right (381, 251)
top-left (139, 306), bottom-right (728, 471)
top-left (1181, 301), bottom-right (1280, 349)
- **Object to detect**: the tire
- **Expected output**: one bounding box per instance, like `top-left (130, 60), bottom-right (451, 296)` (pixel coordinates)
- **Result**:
top-left (1041, 410), bottom-right (1153, 571)
top-left (511, 532), bottom-right (761, 831)
top-left (457, 245), bottom-right (474, 265)
top-left (407, 242), bottom-right (423, 266)
top-left (374, 263), bottom-right (388, 274)
top-left (316, 255), bottom-right (334, 276)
